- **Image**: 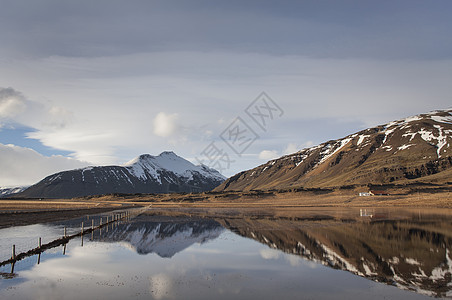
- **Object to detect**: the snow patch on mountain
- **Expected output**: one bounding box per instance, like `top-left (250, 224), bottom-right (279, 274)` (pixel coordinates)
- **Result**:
top-left (430, 249), bottom-right (452, 281)
top-left (431, 115), bottom-right (452, 124)
top-left (357, 135), bottom-right (369, 146)
top-left (316, 137), bottom-right (352, 167)
top-left (397, 144), bottom-right (415, 151)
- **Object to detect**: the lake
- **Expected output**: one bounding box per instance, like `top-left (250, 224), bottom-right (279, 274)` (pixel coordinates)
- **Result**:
top-left (1, 207), bottom-right (451, 299)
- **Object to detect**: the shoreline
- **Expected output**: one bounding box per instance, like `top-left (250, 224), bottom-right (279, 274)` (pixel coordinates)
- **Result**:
top-left (1, 188), bottom-right (451, 229)
top-left (0, 201), bottom-right (134, 229)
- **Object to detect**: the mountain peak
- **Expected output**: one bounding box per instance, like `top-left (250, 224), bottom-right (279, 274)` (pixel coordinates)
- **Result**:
top-left (124, 151), bottom-right (226, 182)
top-left (137, 154), bottom-right (152, 160)
top-left (159, 151), bottom-right (177, 156)
top-left (130, 151), bottom-right (180, 164)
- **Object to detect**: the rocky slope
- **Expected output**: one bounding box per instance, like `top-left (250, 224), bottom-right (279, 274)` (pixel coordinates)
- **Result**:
top-left (17, 151), bottom-right (225, 198)
top-left (216, 109), bottom-right (452, 191)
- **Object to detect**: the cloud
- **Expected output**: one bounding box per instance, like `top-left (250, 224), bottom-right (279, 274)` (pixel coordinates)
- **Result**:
top-left (260, 247), bottom-right (302, 266)
top-left (0, 87), bottom-right (27, 118)
top-left (153, 112), bottom-right (179, 137)
top-left (260, 248), bottom-right (281, 260)
top-left (283, 141), bottom-right (314, 155)
top-left (1, 2), bottom-right (451, 60)
top-left (283, 143), bottom-right (298, 155)
top-left (258, 150), bottom-right (279, 161)
top-left (46, 106), bottom-right (74, 129)
top-left (0, 143), bottom-right (88, 186)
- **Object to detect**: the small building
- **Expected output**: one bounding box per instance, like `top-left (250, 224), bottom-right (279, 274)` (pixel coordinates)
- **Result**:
top-left (360, 209), bottom-right (374, 217)
top-left (359, 190), bottom-right (390, 196)
top-left (369, 190), bottom-right (389, 196)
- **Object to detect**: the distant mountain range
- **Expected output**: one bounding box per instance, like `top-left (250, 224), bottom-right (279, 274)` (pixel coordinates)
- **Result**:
top-left (216, 109), bottom-right (452, 191)
top-left (14, 151), bottom-right (225, 198)
top-left (0, 186), bottom-right (28, 197)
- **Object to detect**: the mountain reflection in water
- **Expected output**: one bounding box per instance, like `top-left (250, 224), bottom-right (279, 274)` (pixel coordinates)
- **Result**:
top-left (94, 215), bottom-right (225, 257)
top-left (215, 210), bottom-right (452, 298)
top-left (93, 210), bottom-right (452, 298)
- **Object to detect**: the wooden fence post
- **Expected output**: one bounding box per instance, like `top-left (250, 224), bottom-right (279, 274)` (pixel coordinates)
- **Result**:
top-left (12, 245), bottom-right (15, 260)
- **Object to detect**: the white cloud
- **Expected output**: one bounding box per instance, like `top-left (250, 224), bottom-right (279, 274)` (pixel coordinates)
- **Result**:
top-left (258, 150), bottom-right (279, 161)
top-left (283, 143), bottom-right (298, 155)
top-left (0, 87), bottom-right (27, 118)
top-left (0, 143), bottom-right (88, 187)
top-left (260, 248), bottom-right (281, 260)
top-left (153, 112), bottom-right (179, 138)
top-left (46, 106), bottom-right (74, 129)
top-left (285, 255), bottom-right (302, 267)
top-left (284, 141), bottom-right (315, 155)
top-left (260, 247), bottom-right (302, 266)
top-left (303, 141), bottom-right (314, 148)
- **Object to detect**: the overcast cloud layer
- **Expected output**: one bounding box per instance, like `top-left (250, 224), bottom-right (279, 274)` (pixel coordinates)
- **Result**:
top-left (1, 1), bottom-right (452, 186)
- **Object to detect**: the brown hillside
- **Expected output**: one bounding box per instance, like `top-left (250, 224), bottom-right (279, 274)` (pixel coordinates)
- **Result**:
top-left (216, 109), bottom-right (452, 191)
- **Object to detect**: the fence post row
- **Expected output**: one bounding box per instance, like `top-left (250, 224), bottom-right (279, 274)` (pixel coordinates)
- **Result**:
top-left (4, 209), bottom-right (140, 267)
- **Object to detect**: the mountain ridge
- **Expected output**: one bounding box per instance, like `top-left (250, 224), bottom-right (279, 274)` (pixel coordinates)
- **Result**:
top-left (216, 109), bottom-right (452, 191)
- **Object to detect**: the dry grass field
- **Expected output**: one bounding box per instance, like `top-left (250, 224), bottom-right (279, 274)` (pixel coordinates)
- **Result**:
top-left (1, 185), bottom-right (451, 228)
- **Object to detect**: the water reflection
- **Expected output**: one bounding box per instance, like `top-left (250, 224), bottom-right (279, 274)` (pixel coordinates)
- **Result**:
top-left (93, 215), bottom-right (224, 257)
top-left (215, 210), bottom-right (452, 298)
top-left (0, 209), bottom-right (450, 299)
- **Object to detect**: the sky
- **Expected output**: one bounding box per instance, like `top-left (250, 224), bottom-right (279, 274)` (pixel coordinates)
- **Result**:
top-left (1, 0), bottom-right (452, 186)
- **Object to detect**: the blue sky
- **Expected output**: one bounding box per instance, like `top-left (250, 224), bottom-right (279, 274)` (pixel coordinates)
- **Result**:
top-left (1, 0), bottom-right (452, 186)
top-left (0, 125), bottom-right (72, 157)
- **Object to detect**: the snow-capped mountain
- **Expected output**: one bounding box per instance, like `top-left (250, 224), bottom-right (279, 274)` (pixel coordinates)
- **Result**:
top-left (217, 109), bottom-right (452, 191)
top-left (123, 152), bottom-right (225, 184)
top-left (0, 186), bottom-right (28, 198)
top-left (95, 216), bottom-right (224, 258)
top-left (17, 151), bottom-right (226, 198)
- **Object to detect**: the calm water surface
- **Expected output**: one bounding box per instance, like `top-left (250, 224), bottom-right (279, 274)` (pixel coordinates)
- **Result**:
top-left (0, 207), bottom-right (451, 299)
